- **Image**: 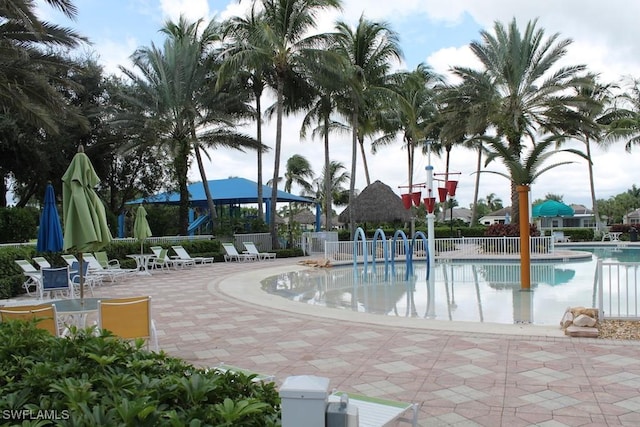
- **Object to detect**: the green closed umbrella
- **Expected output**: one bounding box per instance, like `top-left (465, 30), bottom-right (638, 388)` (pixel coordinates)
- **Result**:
top-left (62, 146), bottom-right (112, 303)
top-left (133, 205), bottom-right (152, 254)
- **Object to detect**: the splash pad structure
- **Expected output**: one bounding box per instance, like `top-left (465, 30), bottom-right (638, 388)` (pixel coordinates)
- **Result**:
top-left (352, 226), bottom-right (431, 282)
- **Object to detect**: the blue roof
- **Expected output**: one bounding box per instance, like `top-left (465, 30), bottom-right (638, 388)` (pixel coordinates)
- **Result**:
top-left (127, 177), bottom-right (315, 207)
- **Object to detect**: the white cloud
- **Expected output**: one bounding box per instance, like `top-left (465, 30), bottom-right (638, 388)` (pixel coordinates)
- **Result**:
top-left (159, 0), bottom-right (211, 22)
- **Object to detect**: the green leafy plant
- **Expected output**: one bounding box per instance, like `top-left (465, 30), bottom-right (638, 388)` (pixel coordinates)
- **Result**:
top-left (0, 321), bottom-right (281, 426)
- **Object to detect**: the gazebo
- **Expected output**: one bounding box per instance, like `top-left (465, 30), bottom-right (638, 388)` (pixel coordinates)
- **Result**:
top-left (123, 177), bottom-right (318, 236)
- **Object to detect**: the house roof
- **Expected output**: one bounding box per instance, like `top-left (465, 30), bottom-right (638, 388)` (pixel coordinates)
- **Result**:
top-left (127, 177), bottom-right (315, 207)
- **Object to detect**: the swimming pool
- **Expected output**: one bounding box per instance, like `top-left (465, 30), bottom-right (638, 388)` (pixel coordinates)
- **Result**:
top-left (261, 247), bottom-right (640, 325)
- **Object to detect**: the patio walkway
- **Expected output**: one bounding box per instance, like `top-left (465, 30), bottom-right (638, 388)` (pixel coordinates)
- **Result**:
top-left (67, 258), bottom-right (640, 425)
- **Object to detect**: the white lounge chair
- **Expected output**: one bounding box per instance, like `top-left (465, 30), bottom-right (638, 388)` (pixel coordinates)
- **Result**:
top-left (14, 260), bottom-right (41, 296)
top-left (328, 391), bottom-right (418, 427)
top-left (222, 243), bottom-right (256, 262)
top-left (243, 241), bottom-right (276, 260)
top-left (171, 245), bottom-right (213, 265)
top-left (82, 253), bottom-right (135, 281)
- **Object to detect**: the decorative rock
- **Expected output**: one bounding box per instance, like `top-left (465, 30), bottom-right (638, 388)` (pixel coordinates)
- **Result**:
top-left (573, 314), bottom-right (597, 327)
top-left (560, 310), bottom-right (574, 329)
top-left (571, 307), bottom-right (599, 320)
top-left (565, 326), bottom-right (599, 338)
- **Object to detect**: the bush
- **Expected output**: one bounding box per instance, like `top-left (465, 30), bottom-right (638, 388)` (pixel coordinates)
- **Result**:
top-left (484, 223), bottom-right (540, 237)
top-left (0, 207), bottom-right (38, 243)
top-left (0, 321), bottom-right (281, 426)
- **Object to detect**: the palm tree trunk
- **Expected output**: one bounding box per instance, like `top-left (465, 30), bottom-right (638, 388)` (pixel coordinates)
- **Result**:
top-left (408, 137), bottom-right (415, 236)
top-left (270, 78), bottom-right (284, 249)
top-left (323, 114), bottom-right (331, 231)
top-left (358, 134), bottom-right (371, 186)
top-left (585, 136), bottom-right (600, 229)
top-left (175, 141), bottom-right (190, 235)
top-left (256, 94), bottom-right (264, 221)
top-left (470, 145), bottom-right (482, 225)
top-left (349, 105), bottom-right (359, 239)
top-left (194, 144), bottom-right (217, 229)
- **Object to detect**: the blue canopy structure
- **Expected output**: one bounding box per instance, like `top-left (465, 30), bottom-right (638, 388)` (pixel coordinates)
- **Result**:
top-left (127, 177), bottom-right (314, 207)
top-left (123, 177), bottom-right (319, 237)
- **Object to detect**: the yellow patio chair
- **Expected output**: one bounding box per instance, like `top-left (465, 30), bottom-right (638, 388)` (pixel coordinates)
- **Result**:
top-left (0, 304), bottom-right (60, 336)
top-left (98, 296), bottom-right (158, 351)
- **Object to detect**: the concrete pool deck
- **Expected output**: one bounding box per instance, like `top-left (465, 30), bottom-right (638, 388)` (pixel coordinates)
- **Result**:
top-left (74, 256), bottom-right (640, 426)
top-left (5, 252), bottom-right (640, 426)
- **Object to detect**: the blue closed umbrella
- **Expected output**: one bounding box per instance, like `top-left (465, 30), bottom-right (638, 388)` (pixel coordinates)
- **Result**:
top-left (36, 183), bottom-right (63, 252)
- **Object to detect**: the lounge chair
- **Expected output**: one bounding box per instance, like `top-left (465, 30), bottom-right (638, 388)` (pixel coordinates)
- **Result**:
top-left (171, 245), bottom-right (213, 265)
top-left (221, 242), bottom-right (256, 262)
top-left (148, 248), bottom-right (188, 270)
top-left (32, 257), bottom-right (52, 269)
top-left (14, 260), bottom-right (41, 296)
top-left (94, 251), bottom-right (122, 269)
top-left (328, 391), bottom-right (418, 427)
top-left (0, 304), bottom-right (60, 336)
top-left (243, 241), bottom-right (276, 260)
top-left (98, 296), bottom-right (158, 351)
top-left (82, 253), bottom-right (135, 281)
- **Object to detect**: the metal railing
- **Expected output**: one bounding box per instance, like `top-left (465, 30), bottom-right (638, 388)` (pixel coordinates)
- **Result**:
top-left (323, 236), bottom-right (553, 262)
top-left (597, 260), bottom-right (640, 319)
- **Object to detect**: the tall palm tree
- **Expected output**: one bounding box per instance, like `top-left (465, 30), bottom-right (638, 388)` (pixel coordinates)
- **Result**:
top-left (455, 18), bottom-right (587, 225)
top-left (331, 15), bottom-right (403, 237)
top-left (222, 6), bottom-right (273, 222)
top-left (121, 16), bottom-right (257, 233)
top-left (222, 0), bottom-right (342, 248)
top-left (300, 58), bottom-right (347, 231)
top-left (565, 74), bottom-right (617, 230)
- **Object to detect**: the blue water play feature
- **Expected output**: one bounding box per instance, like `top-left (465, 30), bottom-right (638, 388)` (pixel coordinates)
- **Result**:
top-left (353, 227), bottom-right (430, 282)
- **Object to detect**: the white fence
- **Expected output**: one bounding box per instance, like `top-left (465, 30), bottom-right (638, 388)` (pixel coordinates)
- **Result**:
top-left (114, 235), bottom-right (214, 244)
top-left (323, 236), bottom-right (553, 262)
top-left (597, 260), bottom-right (640, 320)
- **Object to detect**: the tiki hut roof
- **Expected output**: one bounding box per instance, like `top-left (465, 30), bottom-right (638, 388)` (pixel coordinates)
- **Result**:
top-left (338, 180), bottom-right (411, 224)
top-left (291, 209), bottom-right (316, 224)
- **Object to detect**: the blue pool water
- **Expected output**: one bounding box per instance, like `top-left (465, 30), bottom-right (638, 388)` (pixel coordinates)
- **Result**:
top-left (261, 247), bottom-right (640, 325)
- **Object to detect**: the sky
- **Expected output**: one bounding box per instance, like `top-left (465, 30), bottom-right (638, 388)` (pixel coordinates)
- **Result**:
top-left (36, 0), bottom-right (640, 211)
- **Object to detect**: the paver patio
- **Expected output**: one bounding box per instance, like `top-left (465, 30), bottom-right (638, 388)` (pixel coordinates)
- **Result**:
top-left (46, 258), bottom-right (640, 425)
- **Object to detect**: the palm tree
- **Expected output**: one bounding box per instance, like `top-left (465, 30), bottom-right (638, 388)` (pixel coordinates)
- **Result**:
top-left (565, 74), bottom-right (617, 230)
top-left (270, 154), bottom-right (315, 246)
top-left (455, 18), bottom-right (587, 225)
top-left (0, 0), bottom-right (87, 133)
top-left (305, 160), bottom-right (350, 227)
top-left (222, 0), bottom-right (342, 248)
top-left (120, 16), bottom-right (257, 233)
top-left (331, 15), bottom-right (403, 237)
top-left (300, 58), bottom-right (348, 231)
top-left (222, 7), bottom-right (273, 222)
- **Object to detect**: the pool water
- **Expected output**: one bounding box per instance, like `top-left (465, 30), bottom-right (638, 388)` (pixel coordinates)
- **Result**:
top-left (261, 247), bottom-right (640, 325)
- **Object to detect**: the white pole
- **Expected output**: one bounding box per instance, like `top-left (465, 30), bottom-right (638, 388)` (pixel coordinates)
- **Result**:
top-left (425, 140), bottom-right (436, 319)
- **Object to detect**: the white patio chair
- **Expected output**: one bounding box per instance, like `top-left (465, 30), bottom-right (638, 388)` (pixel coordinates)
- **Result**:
top-left (14, 260), bottom-right (41, 296)
top-left (221, 242), bottom-right (256, 262)
top-left (82, 253), bottom-right (134, 281)
top-left (171, 245), bottom-right (213, 265)
top-left (32, 257), bottom-right (52, 269)
top-left (243, 241), bottom-right (276, 260)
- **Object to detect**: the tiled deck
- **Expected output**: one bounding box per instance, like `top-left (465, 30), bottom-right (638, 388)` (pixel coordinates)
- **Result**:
top-left (31, 258), bottom-right (640, 425)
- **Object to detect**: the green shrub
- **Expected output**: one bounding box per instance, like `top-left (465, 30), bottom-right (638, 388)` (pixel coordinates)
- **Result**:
top-left (0, 321), bottom-right (281, 426)
top-left (0, 207), bottom-right (38, 243)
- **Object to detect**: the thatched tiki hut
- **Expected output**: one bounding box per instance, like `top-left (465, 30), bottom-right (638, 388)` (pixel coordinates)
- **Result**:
top-left (338, 180), bottom-right (411, 233)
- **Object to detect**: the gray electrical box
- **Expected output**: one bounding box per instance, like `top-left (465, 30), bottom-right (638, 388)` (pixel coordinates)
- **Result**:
top-left (279, 375), bottom-right (330, 427)
top-left (326, 395), bottom-right (359, 427)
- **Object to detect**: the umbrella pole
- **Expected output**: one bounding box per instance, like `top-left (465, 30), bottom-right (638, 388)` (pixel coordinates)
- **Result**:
top-left (78, 252), bottom-right (84, 304)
